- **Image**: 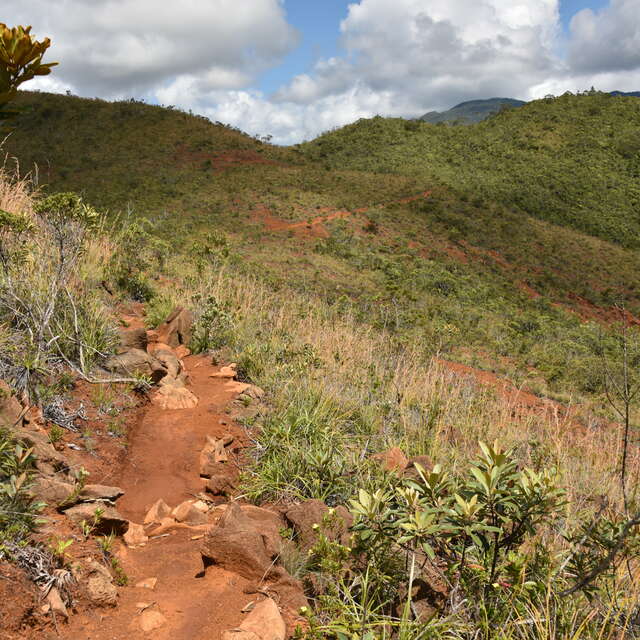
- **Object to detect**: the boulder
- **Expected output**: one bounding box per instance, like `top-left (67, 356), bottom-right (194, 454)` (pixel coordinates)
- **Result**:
top-left (0, 380), bottom-right (22, 428)
top-left (242, 385), bottom-right (265, 401)
top-left (123, 522), bottom-right (149, 547)
top-left (116, 327), bottom-right (148, 354)
top-left (156, 307), bottom-right (194, 348)
top-left (103, 348), bottom-right (167, 383)
top-left (32, 476), bottom-right (74, 505)
top-left (79, 484), bottom-right (124, 502)
top-left (84, 559), bottom-right (118, 607)
top-left (151, 381), bottom-right (199, 410)
top-left (152, 348), bottom-right (182, 379)
top-left (63, 503), bottom-right (129, 535)
top-left (144, 499), bottom-right (172, 525)
top-left (372, 446), bottom-right (408, 472)
top-left (172, 501), bottom-right (209, 526)
top-left (285, 500), bottom-right (353, 550)
top-left (223, 598), bottom-right (285, 640)
top-left (201, 503), bottom-right (280, 580)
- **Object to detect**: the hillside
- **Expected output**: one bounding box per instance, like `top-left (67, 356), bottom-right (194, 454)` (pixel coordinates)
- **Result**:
top-left (304, 91), bottom-right (640, 249)
top-left (419, 97), bottom-right (526, 124)
top-left (2, 91), bottom-right (640, 639)
top-left (2, 90), bottom-right (640, 403)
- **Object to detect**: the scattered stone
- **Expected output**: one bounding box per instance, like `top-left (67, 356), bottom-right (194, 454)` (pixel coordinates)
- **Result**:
top-left (372, 446), bottom-right (408, 472)
top-left (135, 577), bottom-right (158, 590)
top-left (103, 348), bottom-right (167, 384)
top-left (124, 522), bottom-right (149, 547)
top-left (152, 382), bottom-right (199, 410)
top-left (79, 484), bottom-right (125, 502)
top-left (193, 500), bottom-right (210, 513)
top-left (222, 632), bottom-right (259, 640)
top-left (12, 427), bottom-right (68, 476)
top-left (32, 475), bottom-right (74, 505)
top-left (156, 307), bottom-right (194, 348)
top-left (144, 499), bottom-right (172, 525)
top-left (209, 364), bottom-right (237, 379)
top-left (45, 587), bottom-right (69, 619)
top-left (243, 385), bottom-right (265, 400)
top-left (285, 500), bottom-right (353, 550)
top-left (63, 503), bottom-right (129, 535)
top-left (174, 345), bottom-right (191, 359)
top-left (85, 559), bottom-right (118, 607)
top-left (232, 598), bottom-right (286, 640)
top-left (116, 327), bottom-right (148, 354)
top-left (199, 436), bottom-right (228, 476)
top-left (138, 609), bottom-right (167, 632)
top-left (205, 473), bottom-right (235, 497)
top-left (172, 501), bottom-right (209, 525)
top-left (201, 502), bottom-right (280, 580)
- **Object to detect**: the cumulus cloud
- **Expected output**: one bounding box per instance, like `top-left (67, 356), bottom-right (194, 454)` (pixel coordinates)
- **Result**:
top-left (5, 0), bottom-right (298, 97)
top-left (568, 0), bottom-right (640, 74)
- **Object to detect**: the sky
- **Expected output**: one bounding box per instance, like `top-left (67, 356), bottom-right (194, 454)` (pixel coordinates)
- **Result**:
top-left (6, 0), bottom-right (640, 144)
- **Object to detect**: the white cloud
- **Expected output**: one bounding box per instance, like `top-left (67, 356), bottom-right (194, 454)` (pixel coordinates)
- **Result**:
top-left (569, 0), bottom-right (640, 73)
top-left (6, 0), bottom-right (640, 144)
top-left (5, 1), bottom-right (298, 97)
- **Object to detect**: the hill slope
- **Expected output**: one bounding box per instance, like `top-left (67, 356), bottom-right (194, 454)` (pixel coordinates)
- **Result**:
top-left (3, 90), bottom-right (640, 402)
top-left (304, 92), bottom-right (640, 248)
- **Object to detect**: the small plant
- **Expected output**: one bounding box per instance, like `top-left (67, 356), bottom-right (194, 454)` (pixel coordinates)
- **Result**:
top-left (47, 424), bottom-right (64, 445)
top-left (49, 537), bottom-right (73, 563)
top-left (190, 295), bottom-right (234, 353)
top-left (80, 506), bottom-right (103, 539)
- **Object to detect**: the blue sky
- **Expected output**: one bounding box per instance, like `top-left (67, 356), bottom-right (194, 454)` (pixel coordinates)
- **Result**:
top-left (8, 0), bottom-right (640, 144)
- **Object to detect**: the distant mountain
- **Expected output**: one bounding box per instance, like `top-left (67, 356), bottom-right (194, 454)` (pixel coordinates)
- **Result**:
top-left (418, 92), bottom-right (640, 124)
top-left (610, 90), bottom-right (640, 97)
top-left (419, 97), bottom-right (526, 124)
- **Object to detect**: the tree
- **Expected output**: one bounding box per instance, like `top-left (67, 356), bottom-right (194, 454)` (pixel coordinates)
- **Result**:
top-left (0, 23), bottom-right (57, 109)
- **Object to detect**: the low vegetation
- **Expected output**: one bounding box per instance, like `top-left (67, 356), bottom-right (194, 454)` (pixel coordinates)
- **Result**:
top-left (0, 85), bottom-right (639, 637)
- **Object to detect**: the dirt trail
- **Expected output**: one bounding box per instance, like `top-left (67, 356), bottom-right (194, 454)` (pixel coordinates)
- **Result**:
top-left (61, 355), bottom-right (255, 640)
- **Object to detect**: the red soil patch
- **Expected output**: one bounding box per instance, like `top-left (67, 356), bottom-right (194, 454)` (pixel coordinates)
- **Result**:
top-left (253, 190), bottom-right (432, 238)
top-left (174, 144), bottom-right (282, 172)
top-left (437, 358), bottom-right (574, 424)
top-left (0, 563), bottom-right (43, 639)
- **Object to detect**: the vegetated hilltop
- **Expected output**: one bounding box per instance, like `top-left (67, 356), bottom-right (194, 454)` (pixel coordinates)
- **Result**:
top-left (419, 97), bottom-right (526, 124)
top-left (304, 91), bottom-right (640, 248)
top-left (3, 90), bottom-right (640, 403)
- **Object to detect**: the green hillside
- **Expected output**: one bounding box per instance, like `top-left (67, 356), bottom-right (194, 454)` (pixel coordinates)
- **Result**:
top-left (3, 90), bottom-right (640, 402)
top-left (303, 91), bottom-right (640, 248)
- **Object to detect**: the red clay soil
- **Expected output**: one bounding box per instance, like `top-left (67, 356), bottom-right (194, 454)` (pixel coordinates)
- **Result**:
top-left (252, 190), bottom-right (432, 238)
top-left (58, 356), bottom-right (271, 640)
top-left (437, 358), bottom-right (572, 423)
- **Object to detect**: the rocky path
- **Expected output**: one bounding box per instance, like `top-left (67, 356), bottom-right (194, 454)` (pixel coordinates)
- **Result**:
top-left (55, 338), bottom-right (299, 639)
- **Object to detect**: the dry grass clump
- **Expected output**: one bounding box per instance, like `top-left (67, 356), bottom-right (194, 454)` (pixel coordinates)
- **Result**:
top-left (0, 160), bottom-right (35, 216)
